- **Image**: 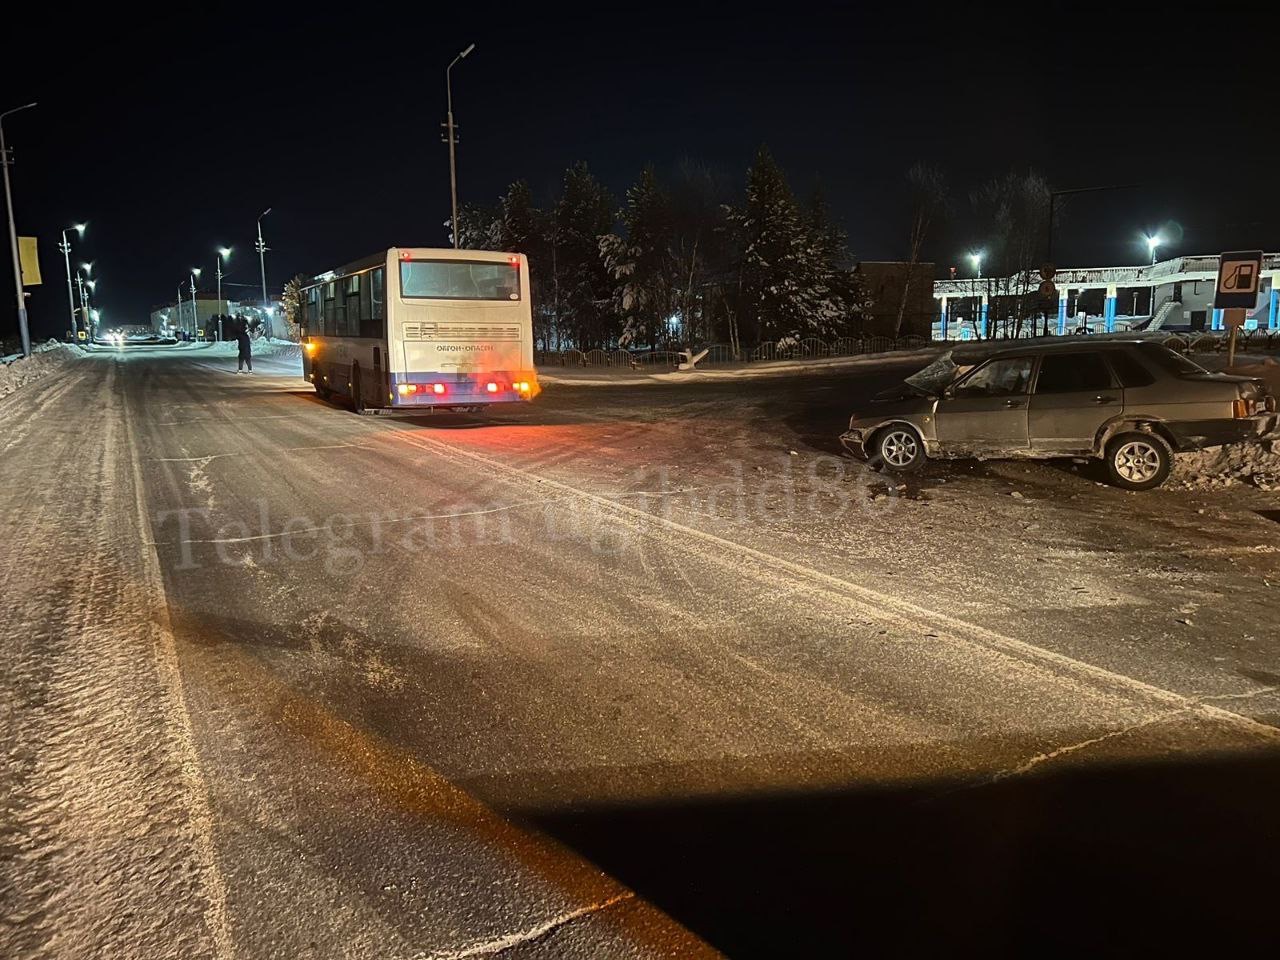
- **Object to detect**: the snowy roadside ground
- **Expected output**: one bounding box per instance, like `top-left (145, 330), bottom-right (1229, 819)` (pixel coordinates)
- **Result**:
top-left (538, 348), bottom-right (939, 386)
top-left (0, 342), bottom-right (83, 399)
top-left (182, 339), bottom-right (303, 373)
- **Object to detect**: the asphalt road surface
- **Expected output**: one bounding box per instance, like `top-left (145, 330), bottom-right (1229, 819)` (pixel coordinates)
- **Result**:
top-left (4, 344), bottom-right (1280, 958)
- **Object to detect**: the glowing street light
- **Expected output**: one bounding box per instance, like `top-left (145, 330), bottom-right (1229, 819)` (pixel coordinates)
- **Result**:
top-left (216, 246), bottom-right (231, 322)
top-left (190, 268), bottom-right (202, 336)
top-left (1146, 234), bottom-right (1161, 265)
top-left (969, 251), bottom-right (984, 278)
top-left (58, 223), bottom-right (86, 339)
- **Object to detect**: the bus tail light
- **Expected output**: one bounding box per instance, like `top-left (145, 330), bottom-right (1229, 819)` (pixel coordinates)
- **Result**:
top-left (515, 381), bottom-right (531, 393)
top-left (486, 381), bottom-right (499, 393)
top-left (432, 383), bottom-right (446, 395)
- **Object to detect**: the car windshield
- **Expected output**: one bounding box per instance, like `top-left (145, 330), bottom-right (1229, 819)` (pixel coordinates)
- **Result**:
top-left (1138, 343), bottom-right (1209, 376)
top-left (904, 352), bottom-right (960, 394)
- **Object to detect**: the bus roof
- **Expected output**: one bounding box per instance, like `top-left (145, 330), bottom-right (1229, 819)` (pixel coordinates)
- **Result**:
top-left (306, 247), bottom-right (523, 286)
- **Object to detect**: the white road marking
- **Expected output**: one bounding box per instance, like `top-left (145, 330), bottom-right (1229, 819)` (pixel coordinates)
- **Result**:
top-left (376, 423), bottom-right (1280, 744)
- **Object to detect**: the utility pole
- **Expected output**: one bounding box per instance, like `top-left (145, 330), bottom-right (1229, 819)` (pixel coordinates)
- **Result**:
top-left (76, 273), bottom-right (88, 337)
top-left (1, 102), bottom-right (37, 357)
top-left (58, 224), bottom-right (85, 339)
top-left (190, 269), bottom-right (201, 338)
top-left (216, 247), bottom-right (231, 339)
top-left (177, 284), bottom-right (184, 336)
top-left (256, 209), bottom-right (271, 336)
top-left (444, 43), bottom-right (475, 249)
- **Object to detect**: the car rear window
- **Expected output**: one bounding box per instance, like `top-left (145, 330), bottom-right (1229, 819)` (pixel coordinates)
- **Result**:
top-left (1035, 353), bottom-right (1114, 393)
top-left (1108, 350), bottom-right (1156, 388)
top-left (1138, 343), bottom-right (1208, 377)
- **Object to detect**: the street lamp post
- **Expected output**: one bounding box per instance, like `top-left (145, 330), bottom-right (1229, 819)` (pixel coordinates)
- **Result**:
top-left (76, 273), bottom-right (88, 336)
top-left (1, 102), bottom-right (38, 357)
top-left (1147, 234), bottom-right (1161, 265)
top-left (190, 268), bottom-right (201, 338)
top-left (177, 284), bottom-right (184, 336)
top-left (216, 247), bottom-right (231, 338)
top-left (445, 43), bottom-right (475, 249)
top-left (58, 223), bottom-right (86, 339)
top-left (256, 208), bottom-right (270, 314)
top-left (969, 251), bottom-right (983, 279)
top-left (83, 278), bottom-right (96, 339)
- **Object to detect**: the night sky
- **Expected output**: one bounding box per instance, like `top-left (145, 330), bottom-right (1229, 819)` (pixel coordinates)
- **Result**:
top-left (2, 2), bottom-right (1274, 342)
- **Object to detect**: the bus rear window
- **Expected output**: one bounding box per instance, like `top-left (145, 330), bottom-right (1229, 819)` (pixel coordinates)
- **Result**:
top-left (399, 260), bottom-right (520, 301)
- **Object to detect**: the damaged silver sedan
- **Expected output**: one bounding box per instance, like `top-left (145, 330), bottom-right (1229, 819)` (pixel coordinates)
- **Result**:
top-left (840, 340), bottom-right (1278, 490)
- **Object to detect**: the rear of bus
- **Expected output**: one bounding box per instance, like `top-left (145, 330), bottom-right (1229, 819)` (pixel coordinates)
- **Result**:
top-left (387, 247), bottom-right (538, 409)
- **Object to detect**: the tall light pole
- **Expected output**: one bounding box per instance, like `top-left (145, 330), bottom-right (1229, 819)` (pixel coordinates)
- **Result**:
top-left (190, 268), bottom-right (201, 337)
top-left (1146, 234), bottom-right (1161, 266)
top-left (969, 251), bottom-right (983, 279)
top-left (177, 284), bottom-right (185, 336)
top-left (445, 43), bottom-right (475, 249)
top-left (256, 208), bottom-right (270, 307)
top-left (58, 223), bottom-right (86, 339)
top-left (83, 277), bottom-right (96, 339)
top-left (1, 102), bottom-right (38, 357)
top-left (216, 246), bottom-right (231, 319)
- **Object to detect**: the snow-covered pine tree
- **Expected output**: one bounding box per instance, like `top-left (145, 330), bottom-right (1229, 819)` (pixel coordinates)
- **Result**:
top-left (805, 187), bottom-right (870, 338)
top-left (600, 165), bottom-right (676, 348)
top-left (554, 162), bottom-right (615, 349)
top-left (730, 147), bottom-right (836, 346)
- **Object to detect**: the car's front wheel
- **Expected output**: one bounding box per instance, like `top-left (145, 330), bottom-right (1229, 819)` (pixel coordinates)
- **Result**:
top-left (1105, 431), bottom-right (1171, 490)
top-left (874, 425), bottom-right (926, 473)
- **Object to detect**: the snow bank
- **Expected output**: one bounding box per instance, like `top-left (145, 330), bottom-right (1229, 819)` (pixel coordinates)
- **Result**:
top-left (1173, 440), bottom-right (1280, 491)
top-left (0, 341), bottom-right (82, 399)
top-left (194, 339), bottom-right (303, 364)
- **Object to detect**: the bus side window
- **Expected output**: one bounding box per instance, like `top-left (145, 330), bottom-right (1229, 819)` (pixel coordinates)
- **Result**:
top-left (370, 268), bottom-right (385, 337)
top-left (323, 281), bottom-right (337, 336)
top-left (341, 275), bottom-right (360, 336)
top-left (359, 276), bottom-right (373, 337)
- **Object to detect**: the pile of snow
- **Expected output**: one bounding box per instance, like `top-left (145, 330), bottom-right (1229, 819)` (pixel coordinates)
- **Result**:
top-left (197, 338), bottom-right (302, 364)
top-left (0, 341), bottom-right (82, 399)
top-left (1173, 440), bottom-right (1280, 491)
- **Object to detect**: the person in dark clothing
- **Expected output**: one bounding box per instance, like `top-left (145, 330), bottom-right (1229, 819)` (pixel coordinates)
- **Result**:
top-left (235, 318), bottom-right (253, 373)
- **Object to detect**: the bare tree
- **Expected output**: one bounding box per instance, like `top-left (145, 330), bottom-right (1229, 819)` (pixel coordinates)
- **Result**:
top-left (970, 171), bottom-right (1050, 337)
top-left (895, 162), bottom-right (948, 335)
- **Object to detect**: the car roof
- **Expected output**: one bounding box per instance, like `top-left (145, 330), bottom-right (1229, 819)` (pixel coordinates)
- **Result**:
top-left (983, 338), bottom-right (1155, 359)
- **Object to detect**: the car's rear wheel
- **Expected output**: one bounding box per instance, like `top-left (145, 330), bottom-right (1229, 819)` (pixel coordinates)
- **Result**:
top-left (875, 425), bottom-right (926, 473)
top-left (1105, 431), bottom-right (1171, 490)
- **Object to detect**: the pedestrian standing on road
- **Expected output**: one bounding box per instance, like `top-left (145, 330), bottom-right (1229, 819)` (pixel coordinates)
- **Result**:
top-left (236, 318), bottom-right (253, 374)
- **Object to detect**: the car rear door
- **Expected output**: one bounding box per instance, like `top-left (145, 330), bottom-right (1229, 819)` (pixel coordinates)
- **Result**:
top-left (1027, 351), bottom-right (1121, 454)
top-left (934, 355), bottom-right (1034, 456)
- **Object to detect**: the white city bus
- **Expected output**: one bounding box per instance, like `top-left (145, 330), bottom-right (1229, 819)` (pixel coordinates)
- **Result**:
top-left (300, 247), bottom-right (538, 412)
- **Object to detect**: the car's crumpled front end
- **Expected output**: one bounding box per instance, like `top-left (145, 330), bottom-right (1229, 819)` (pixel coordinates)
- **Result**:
top-left (839, 359), bottom-right (950, 459)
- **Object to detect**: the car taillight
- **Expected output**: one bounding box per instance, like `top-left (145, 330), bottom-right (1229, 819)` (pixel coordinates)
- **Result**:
top-left (1233, 398), bottom-right (1254, 418)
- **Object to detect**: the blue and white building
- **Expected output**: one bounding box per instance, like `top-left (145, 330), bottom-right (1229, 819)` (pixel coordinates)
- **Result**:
top-left (932, 254), bottom-right (1280, 339)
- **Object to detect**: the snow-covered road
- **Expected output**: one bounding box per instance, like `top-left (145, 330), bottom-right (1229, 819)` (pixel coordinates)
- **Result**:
top-left (3, 344), bottom-right (1280, 957)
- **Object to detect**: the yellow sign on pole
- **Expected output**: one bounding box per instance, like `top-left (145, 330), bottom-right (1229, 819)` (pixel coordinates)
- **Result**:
top-left (18, 236), bottom-right (42, 286)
